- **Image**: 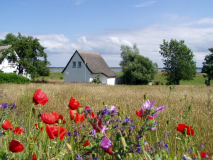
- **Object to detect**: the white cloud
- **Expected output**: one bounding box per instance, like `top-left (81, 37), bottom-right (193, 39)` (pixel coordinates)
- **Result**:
top-left (134, 1), bottom-right (156, 7)
top-left (1, 18), bottom-right (213, 67)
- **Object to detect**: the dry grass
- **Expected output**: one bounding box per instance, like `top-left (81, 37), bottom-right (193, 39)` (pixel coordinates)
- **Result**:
top-left (1, 83), bottom-right (213, 153)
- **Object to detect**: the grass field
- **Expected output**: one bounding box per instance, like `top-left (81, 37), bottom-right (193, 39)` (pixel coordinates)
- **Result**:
top-left (0, 82), bottom-right (213, 159)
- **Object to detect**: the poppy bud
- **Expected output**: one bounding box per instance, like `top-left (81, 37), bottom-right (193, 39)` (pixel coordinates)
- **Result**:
top-left (58, 119), bottom-right (62, 124)
top-left (144, 94), bottom-right (147, 100)
top-left (103, 102), bottom-right (106, 105)
top-left (29, 143), bottom-right (34, 150)
top-left (118, 112), bottom-right (121, 117)
top-left (188, 106), bottom-right (191, 111)
top-left (118, 107), bottom-right (121, 110)
top-left (38, 122), bottom-right (42, 129)
top-left (120, 137), bottom-right (127, 151)
top-left (77, 107), bottom-right (82, 114)
top-left (166, 120), bottom-right (169, 124)
top-left (122, 111), bottom-right (125, 115)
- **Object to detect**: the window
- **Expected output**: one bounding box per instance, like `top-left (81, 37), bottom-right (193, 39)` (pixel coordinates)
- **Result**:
top-left (73, 61), bottom-right (76, 68)
top-left (78, 62), bottom-right (81, 68)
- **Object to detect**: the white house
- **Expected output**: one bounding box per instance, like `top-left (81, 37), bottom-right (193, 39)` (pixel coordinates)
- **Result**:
top-left (0, 45), bottom-right (31, 79)
top-left (62, 50), bottom-right (116, 85)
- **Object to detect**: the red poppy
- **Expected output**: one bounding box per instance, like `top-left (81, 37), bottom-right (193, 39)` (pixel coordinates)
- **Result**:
top-left (136, 110), bottom-right (153, 119)
top-left (32, 154), bottom-right (37, 160)
top-left (33, 89), bottom-right (49, 106)
top-left (46, 125), bottom-right (67, 140)
top-left (101, 145), bottom-right (115, 156)
top-left (13, 127), bottom-right (25, 134)
top-left (68, 97), bottom-right (82, 110)
top-left (200, 152), bottom-right (211, 159)
top-left (2, 120), bottom-right (13, 130)
top-left (70, 109), bottom-right (85, 123)
top-left (41, 113), bottom-right (57, 124)
top-left (84, 106), bottom-right (97, 119)
top-left (92, 119), bottom-right (102, 133)
top-left (34, 124), bottom-right (43, 131)
top-left (83, 140), bottom-right (90, 147)
top-left (9, 140), bottom-right (24, 152)
top-left (177, 124), bottom-right (194, 136)
top-left (52, 111), bottom-right (66, 124)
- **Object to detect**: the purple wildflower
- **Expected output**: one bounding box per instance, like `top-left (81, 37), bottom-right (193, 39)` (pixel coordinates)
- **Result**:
top-left (125, 117), bottom-right (130, 122)
top-left (143, 100), bottom-right (155, 110)
top-left (151, 127), bottom-right (157, 131)
top-left (100, 137), bottom-right (112, 149)
top-left (155, 106), bottom-right (165, 112)
top-left (91, 129), bottom-right (96, 137)
top-left (101, 125), bottom-right (108, 133)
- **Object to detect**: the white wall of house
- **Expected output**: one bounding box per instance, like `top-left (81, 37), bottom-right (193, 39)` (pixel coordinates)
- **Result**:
top-left (107, 78), bottom-right (116, 85)
top-left (0, 54), bottom-right (31, 79)
top-left (64, 53), bottom-right (91, 82)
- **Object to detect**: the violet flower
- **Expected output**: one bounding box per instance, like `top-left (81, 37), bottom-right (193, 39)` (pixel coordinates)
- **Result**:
top-left (100, 137), bottom-right (112, 149)
top-left (91, 129), bottom-right (96, 137)
top-left (101, 125), bottom-right (108, 133)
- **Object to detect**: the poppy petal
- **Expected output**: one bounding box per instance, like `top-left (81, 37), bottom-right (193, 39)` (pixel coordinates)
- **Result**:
top-left (33, 89), bottom-right (49, 106)
top-left (41, 113), bottom-right (57, 124)
top-left (2, 120), bottom-right (13, 130)
top-left (68, 97), bottom-right (81, 110)
top-left (9, 140), bottom-right (24, 152)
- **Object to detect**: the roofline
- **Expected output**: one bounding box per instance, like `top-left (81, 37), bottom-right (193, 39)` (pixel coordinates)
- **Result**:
top-left (62, 50), bottom-right (92, 73)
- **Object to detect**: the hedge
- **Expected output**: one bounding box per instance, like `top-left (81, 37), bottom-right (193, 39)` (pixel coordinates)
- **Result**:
top-left (0, 72), bottom-right (30, 84)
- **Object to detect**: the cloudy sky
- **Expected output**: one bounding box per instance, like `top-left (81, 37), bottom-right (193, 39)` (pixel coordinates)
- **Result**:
top-left (1, 0), bottom-right (213, 67)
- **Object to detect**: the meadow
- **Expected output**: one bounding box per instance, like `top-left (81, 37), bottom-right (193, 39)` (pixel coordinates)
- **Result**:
top-left (0, 81), bottom-right (213, 159)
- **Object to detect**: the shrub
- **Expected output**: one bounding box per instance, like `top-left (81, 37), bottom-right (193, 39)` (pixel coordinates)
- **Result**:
top-left (92, 77), bottom-right (101, 84)
top-left (0, 72), bottom-right (30, 84)
top-left (60, 76), bottom-right (63, 80)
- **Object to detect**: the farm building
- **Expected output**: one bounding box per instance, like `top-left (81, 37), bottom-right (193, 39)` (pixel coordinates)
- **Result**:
top-left (0, 45), bottom-right (31, 79)
top-left (62, 50), bottom-right (116, 85)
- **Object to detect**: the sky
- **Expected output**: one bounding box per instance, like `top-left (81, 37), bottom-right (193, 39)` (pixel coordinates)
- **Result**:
top-left (1, 0), bottom-right (213, 67)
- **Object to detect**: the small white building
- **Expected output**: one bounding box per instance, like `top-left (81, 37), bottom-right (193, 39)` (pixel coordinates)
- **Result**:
top-left (62, 50), bottom-right (116, 85)
top-left (0, 45), bottom-right (31, 79)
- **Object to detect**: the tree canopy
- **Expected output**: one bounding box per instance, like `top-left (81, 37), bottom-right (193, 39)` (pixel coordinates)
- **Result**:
top-left (202, 48), bottom-right (213, 85)
top-left (159, 39), bottom-right (196, 85)
top-left (0, 33), bottom-right (50, 79)
top-left (120, 44), bottom-right (158, 85)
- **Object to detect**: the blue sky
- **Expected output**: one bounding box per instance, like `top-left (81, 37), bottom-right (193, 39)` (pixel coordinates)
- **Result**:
top-left (1, 0), bottom-right (213, 67)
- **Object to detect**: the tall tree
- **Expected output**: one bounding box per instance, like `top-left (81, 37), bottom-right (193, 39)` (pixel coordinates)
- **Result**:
top-left (159, 39), bottom-right (196, 85)
top-left (0, 33), bottom-right (50, 79)
top-left (202, 48), bottom-right (213, 85)
top-left (120, 44), bottom-right (158, 85)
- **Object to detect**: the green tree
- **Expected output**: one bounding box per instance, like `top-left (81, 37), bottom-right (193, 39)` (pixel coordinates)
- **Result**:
top-left (159, 39), bottom-right (196, 85)
top-left (0, 33), bottom-right (50, 79)
top-left (120, 44), bottom-right (158, 85)
top-left (202, 48), bottom-right (213, 85)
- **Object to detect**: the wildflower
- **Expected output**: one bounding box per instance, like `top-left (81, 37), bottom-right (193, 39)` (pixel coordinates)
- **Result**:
top-left (2, 120), bottom-right (13, 130)
top-left (151, 127), bottom-right (157, 131)
top-left (46, 125), bottom-right (67, 140)
top-left (9, 140), bottom-right (24, 152)
top-left (3, 103), bottom-right (9, 108)
top-left (136, 110), bottom-right (153, 119)
top-left (70, 109), bottom-right (85, 123)
top-left (84, 106), bottom-right (96, 119)
top-left (0, 104), bottom-right (2, 108)
top-left (33, 89), bottom-right (49, 106)
top-left (177, 124), bottom-right (194, 136)
top-left (90, 129), bottom-right (96, 137)
top-left (100, 137), bottom-right (112, 149)
top-left (83, 140), bottom-right (90, 147)
top-left (143, 99), bottom-right (155, 110)
top-left (101, 125), bottom-right (108, 133)
top-left (103, 145), bottom-right (115, 156)
top-left (52, 111), bottom-right (66, 124)
top-left (13, 127), bottom-right (25, 135)
top-left (32, 154), bottom-right (37, 160)
top-left (92, 119), bottom-right (102, 133)
top-left (41, 113), bottom-right (57, 124)
top-left (200, 152), bottom-right (211, 159)
top-left (68, 97), bottom-right (82, 110)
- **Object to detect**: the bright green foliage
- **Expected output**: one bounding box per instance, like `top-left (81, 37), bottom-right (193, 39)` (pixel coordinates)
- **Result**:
top-left (0, 33), bottom-right (50, 79)
top-left (120, 44), bottom-right (158, 85)
top-left (202, 48), bottom-right (213, 85)
top-left (0, 72), bottom-right (30, 84)
top-left (159, 39), bottom-right (196, 85)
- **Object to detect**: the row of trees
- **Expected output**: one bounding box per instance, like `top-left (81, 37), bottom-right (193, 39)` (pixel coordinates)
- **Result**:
top-left (0, 33), bottom-right (50, 79)
top-left (120, 39), bottom-right (213, 85)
